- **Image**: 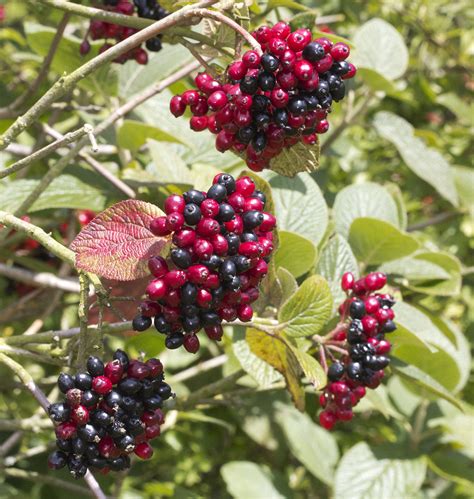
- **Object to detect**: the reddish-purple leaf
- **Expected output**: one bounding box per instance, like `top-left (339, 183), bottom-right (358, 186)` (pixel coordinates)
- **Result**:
top-left (71, 200), bottom-right (169, 281)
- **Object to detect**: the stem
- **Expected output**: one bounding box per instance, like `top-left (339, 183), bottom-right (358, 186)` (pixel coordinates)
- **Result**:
top-left (170, 354), bottom-right (228, 383)
top-left (176, 369), bottom-right (245, 410)
top-left (76, 273), bottom-right (90, 369)
top-left (0, 13), bottom-right (70, 117)
top-left (0, 125), bottom-right (91, 179)
top-left (0, 418), bottom-right (52, 431)
top-left (407, 211), bottom-right (462, 231)
top-left (0, 263), bottom-right (81, 293)
top-left (0, 211), bottom-right (75, 265)
top-left (0, 343), bottom-right (65, 366)
top-left (0, 0), bottom-right (218, 150)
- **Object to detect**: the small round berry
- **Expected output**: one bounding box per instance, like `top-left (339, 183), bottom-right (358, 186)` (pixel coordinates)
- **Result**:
top-left (302, 42), bottom-right (326, 62)
top-left (361, 315), bottom-right (378, 335)
top-left (148, 256), bottom-right (168, 278)
top-left (294, 60), bottom-right (314, 81)
top-left (328, 362), bottom-right (345, 381)
top-left (150, 216), bottom-right (171, 236)
top-left (204, 324), bottom-right (223, 340)
top-left (319, 410), bottom-right (336, 430)
top-left (208, 90), bottom-right (228, 111)
top-left (146, 279), bottom-right (167, 300)
top-left (58, 373), bottom-right (75, 394)
top-left (132, 315), bottom-right (152, 332)
top-left (48, 451), bottom-right (67, 470)
top-left (190, 116), bottom-right (208, 131)
top-left (92, 375), bottom-right (113, 395)
top-left (183, 333), bottom-right (200, 353)
top-left (331, 42), bottom-right (350, 61)
top-left (135, 441), bottom-right (154, 460)
top-left (341, 272), bottom-right (354, 291)
top-left (227, 60), bottom-right (247, 80)
top-left (242, 50), bottom-right (261, 68)
top-left (183, 203), bottom-right (202, 225)
top-left (170, 95), bottom-right (186, 117)
top-left (349, 299), bottom-right (366, 319)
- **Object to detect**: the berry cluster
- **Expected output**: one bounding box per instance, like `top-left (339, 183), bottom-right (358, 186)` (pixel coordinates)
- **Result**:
top-left (80, 0), bottom-right (168, 64)
top-left (132, 174), bottom-right (276, 352)
top-left (47, 350), bottom-right (171, 478)
top-left (169, 21), bottom-right (356, 171)
top-left (319, 272), bottom-right (396, 430)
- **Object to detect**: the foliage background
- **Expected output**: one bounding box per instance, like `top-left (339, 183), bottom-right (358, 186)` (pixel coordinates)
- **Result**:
top-left (0, 0), bottom-right (472, 498)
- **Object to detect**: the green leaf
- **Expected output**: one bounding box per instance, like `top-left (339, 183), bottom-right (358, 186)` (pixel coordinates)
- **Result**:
top-left (356, 68), bottom-right (400, 95)
top-left (352, 18), bottom-right (409, 80)
top-left (221, 461), bottom-right (289, 499)
top-left (276, 267), bottom-right (298, 306)
top-left (334, 442), bottom-right (426, 499)
top-left (267, 0), bottom-right (309, 11)
top-left (391, 359), bottom-right (463, 411)
top-left (453, 166), bottom-right (474, 214)
top-left (429, 451), bottom-right (474, 488)
top-left (317, 234), bottom-right (359, 311)
top-left (269, 140), bottom-right (320, 177)
top-left (436, 92), bottom-right (472, 124)
top-left (380, 251), bottom-right (462, 296)
top-left (232, 328), bottom-right (282, 388)
top-left (385, 183), bottom-right (408, 230)
top-left (275, 403), bottom-right (339, 485)
top-left (247, 328), bottom-right (305, 410)
top-left (274, 231), bottom-right (317, 278)
top-left (348, 218), bottom-right (419, 265)
top-left (147, 140), bottom-right (192, 186)
top-left (333, 182), bottom-right (400, 239)
top-left (0, 175), bottom-right (107, 213)
top-left (392, 302), bottom-right (467, 393)
top-left (119, 44), bottom-right (193, 97)
top-left (117, 120), bottom-right (186, 151)
top-left (373, 111), bottom-right (459, 206)
top-left (279, 275), bottom-right (333, 337)
top-left (266, 172), bottom-right (328, 246)
top-left (287, 346), bottom-right (326, 389)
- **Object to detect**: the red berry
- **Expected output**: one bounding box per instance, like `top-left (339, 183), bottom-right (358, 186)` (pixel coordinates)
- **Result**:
top-left (287, 29), bottom-right (312, 51)
top-left (135, 442), bottom-right (154, 460)
top-left (193, 238), bottom-right (214, 260)
top-left (104, 360), bottom-right (124, 384)
top-left (342, 62), bottom-right (357, 79)
top-left (173, 229), bottom-right (196, 248)
top-left (315, 53), bottom-right (334, 73)
top-left (277, 71), bottom-right (297, 90)
top-left (259, 212), bottom-right (276, 232)
top-left (331, 42), bottom-right (350, 61)
top-left (170, 95), bottom-right (186, 117)
top-left (145, 424), bottom-right (161, 440)
top-left (187, 264), bottom-right (209, 284)
top-left (361, 315), bottom-right (378, 335)
top-left (242, 50), bottom-right (261, 68)
top-left (190, 116), bottom-right (208, 131)
top-left (374, 308), bottom-right (390, 324)
top-left (224, 215), bottom-right (243, 234)
top-left (365, 272), bottom-right (387, 291)
top-left (268, 37), bottom-right (287, 56)
top-left (235, 176), bottom-right (255, 197)
top-left (210, 234), bottom-right (228, 255)
top-left (55, 422), bottom-right (77, 440)
top-left (235, 94), bottom-right (253, 111)
top-left (196, 289), bottom-right (212, 308)
top-left (341, 272), bottom-right (355, 291)
top-left (216, 130), bottom-right (235, 152)
top-left (182, 90), bottom-right (200, 106)
top-left (166, 212), bottom-right (184, 231)
top-left (135, 48), bottom-right (148, 65)
top-left (150, 216), bottom-right (171, 236)
top-left (92, 375), bottom-right (113, 395)
top-left (316, 37), bottom-right (333, 53)
top-left (270, 88), bottom-right (289, 108)
top-left (227, 61), bottom-right (247, 80)
top-left (271, 21), bottom-right (291, 40)
top-left (148, 256), bottom-right (168, 278)
top-left (183, 333), bottom-right (200, 353)
top-left (71, 405), bottom-right (90, 425)
top-left (99, 436), bottom-right (120, 459)
top-left (164, 270), bottom-right (187, 289)
top-left (254, 25), bottom-right (272, 44)
top-left (195, 72), bottom-right (212, 92)
top-left (237, 304), bottom-right (253, 322)
top-left (197, 217), bottom-right (220, 237)
top-left (80, 40), bottom-right (91, 56)
top-left (146, 279), bottom-right (168, 300)
top-left (204, 273), bottom-right (220, 289)
top-left (377, 340), bottom-right (392, 354)
top-left (364, 296), bottom-right (380, 314)
top-left (294, 60), bottom-right (313, 81)
top-left (316, 120), bottom-right (329, 134)
top-left (319, 411), bottom-right (336, 430)
top-left (204, 324), bottom-right (223, 340)
top-left (208, 90), bottom-right (228, 111)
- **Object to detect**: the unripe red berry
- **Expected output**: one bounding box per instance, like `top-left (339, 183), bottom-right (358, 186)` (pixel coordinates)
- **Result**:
top-left (259, 212), bottom-right (276, 232)
top-left (166, 212), bottom-right (184, 231)
top-left (182, 90), bottom-right (200, 106)
top-left (277, 71), bottom-right (297, 90)
top-left (315, 53), bottom-right (334, 73)
top-left (237, 304), bottom-right (253, 321)
top-left (271, 21), bottom-right (291, 40)
top-left (361, 315), bottom-right (378, 335)
top-left (170, 95), bottom-right (186, 117)
top-left (254, 25), bottom-right (272, 44)
top-left (316, 37), bottom-right (333, 53)
top-left (235, 176), bottom-right (255, 197)
top-left (204, 273), bottom-right (220, 289)
top-left (331, 42), bottom-right (350, 61)
top-left (216, 130), bottom-right (235, 152)
top-left (208, 90), bottom-right (228, 111)
top-left (190, 96), bottom-right (209, 116)
top-left (55, 422), bottom-right (77, 440)
top-left (135, 441), bottom-right (154, 460)
top-left (294, 60), bottom-right (313, 81)
top-left (364, 296), bottom-right (380, 314)
top-left (150, 216), bottom-right (171, 236)
top-left (104, 360), bottom-right (124, 384)
top-left (173, 229), bottom-right (196, 248)
top-left (287, 28), bottom-right (312, 51)
top-left (135, 48), bottom-right (148, 65)
top-left (196, 289), bottom-right (212, 308)
top-left (268, 37), bottom-right (288, 56)
top-left (164, 270), bottom-right (187, 289)
top-left (342, 62), bottom-right (357, 79)
top-left (127, 361), bottom-right (151, 380)
top-left (146, 279), bottom-right (168, 300)
top-left (377, 340), bottom-right (392, 354)
top-left (197, 217), bottom-right (220, 237)
top-left (319, 411), bottom-right (336, 430)
top-left (194, 72), bottom-right (213, 92)
top-left (224, 215), bottom-right (244, 234)
top-left (341, 272), bottom-right (355, 291)
top-left (239, 241), bottom-right (261, 258)
top-left (164, 194), bottom-right (185, 215)
top-left (227, 60), bottom-right (247, 80)
top-left (204, 324), bottom-right (223, 340)
top-left (145, 423), bottom-right (161, 440)
top-left (187, 264), bottom-right (209, 284)
top-left (148, 256), bottom-right (168, 278)
top-left (365, 272), bottom-right (387, 291)
top-left (316, 120), bottom-right (329, 134)
top-left (210, 234), bottom-right (228, 255)
top-left (92, 375), bottom-right (113, 395)
top-left (190, 116), bottom-right (208, 131)
top-left (71, 405), bottom-right (89, 425)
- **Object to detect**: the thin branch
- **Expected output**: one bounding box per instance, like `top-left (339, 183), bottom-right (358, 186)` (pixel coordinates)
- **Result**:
top-left (83, 472), bottom-right (107, 499)
top-left (43, 124), bottom-right (136, 198)
top-left (0, 13), bottom-right (70, 117)
top-left (0, 0), bottom-right (218, 150)
top-left (0, 344), bottom-right (64, 365)
top-left (0, 432), bottom-right (23, 457)
top-left (76, 273), bottom-right (90, 369)
top-left (0, 262), bottom-right (80, 293)
top-left (0, 418), bottom-right (52, 431)
top-left (407, 211), bottom-right (462, 231)
top-left (171, 354), bottom-right (228, 383)
top-left (1, 125), bottom-right (92, 179)
top-left (0, 211), bottom-right (75, 265)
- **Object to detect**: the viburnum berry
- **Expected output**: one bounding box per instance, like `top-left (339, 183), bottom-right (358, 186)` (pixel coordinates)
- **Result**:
top-left (47, 351), bottom-right (171, 478)
top-left (169, 22), bottom-right (355, 171)
top-left (80, 1), bottom-right (168, 65)
top-left (132, 174), bottom-right (276, 352)
top-left (318, 272), bottom-right (396, 429)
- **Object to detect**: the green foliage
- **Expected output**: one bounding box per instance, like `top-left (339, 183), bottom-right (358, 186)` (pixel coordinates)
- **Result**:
top-left (0, 0), bottom-right (472, 498)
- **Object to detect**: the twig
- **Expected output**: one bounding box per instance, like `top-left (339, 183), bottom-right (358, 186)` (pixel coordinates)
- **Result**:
top-left (5, 468), bottom-right (94, 497)
top-left (180, 40), bottom-right (217, 78)
top-left (407, 211), bottom-right (462, 232)
top-left (4, 321), bottom-right (133, 346)
top-left (0, 125), bottom-right (92, 179)
top-left (0, 432), bottom-right (23, 457)
top-left (43, 124), bottom-right (136, 198)
top-left (83, 472), bottom-right (107, 499)
top-left (0, 0), bottom-right (219, 150)
top-left (0, 418), bottom-right (52, 431)
top-left (0, 14), bottom-right (70, 117)
top-left (176, 369), bottom-right (245, 410)
top-left (76, 273), bottom-right (90, 369)
top-left (0, 344), bottom-right (64, 365)
top-left (0, 262), bottom-right (80, 293)
top-left (0, 211), bottom-right (75, 265)
top-left (171, 354), bottom-right (228, 383)
top-left (319, 346), bottom-right (328, 374)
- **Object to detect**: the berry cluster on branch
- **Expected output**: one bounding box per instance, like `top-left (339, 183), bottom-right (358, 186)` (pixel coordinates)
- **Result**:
top-left (80, 0), bottom-right (168, 64)
top-left (319, 272), bottom-right (396, 430)
top-left (47, 350), bottom-right (171, 477)
top-left (170, 21), bottom-right (356, 171)
top-left (132, 173), bottom-right (276, 352)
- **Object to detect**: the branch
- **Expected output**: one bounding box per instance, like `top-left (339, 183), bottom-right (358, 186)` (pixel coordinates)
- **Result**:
top-left (0, 13), bottom-right (70, 117)
top-left (0, 125), bottom-right (92, 179)
top-left (407, 211), bottom-right (462, 232)
top-left (0, 0), bottom-right (218, 150)
top-left (0, 344), bottom-right (64, 365)
top-left (171, 354), bottom-right (228, 383)
top-left (43, 124), bottom-right (136, 199)
top-left (0, 211), bottom-right (75, 265)
top-left (76, 273), bottom-right (91, 369)
top-left (0, 262), bottom-right (80, 293)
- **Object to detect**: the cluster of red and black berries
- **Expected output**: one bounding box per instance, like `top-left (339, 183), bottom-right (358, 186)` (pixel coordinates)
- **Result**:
top-left (80, 0), bottom-right (168, 64)
top-left (47, 350), bottom-right (171, 478)
top-left (169, 21), bottom-right (356, 171)
top-left (132, 174), bottom-right (276, 352)
top-left (319, 272), bottom-right (396, 430)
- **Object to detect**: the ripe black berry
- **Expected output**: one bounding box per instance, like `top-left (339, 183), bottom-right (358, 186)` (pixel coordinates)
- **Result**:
top-left (165, 333), bottom-right (184, 349)
top-left (207, 183), bottom-right (227, 203)
top-left (171, 248), bottom-right (192, 269)
top-left (48, 451), bottom-right (67, 470)
top-left (302, 42), bottom-right (325, 62)
top-left (240, 75), bottom-right (259, 94)
top-left (261, 53), bottom-right (280, 72)
top-left (49, 403), bottom-right (70, 423)
top-left (183, 204), bottom-right (202, 225)
top-left (132, 315), bottom-right (152, 332)
top-left (86, 356), bottom-right (105, 377)
top-left (74, 373), bottom-right (92, 391)
top-left (58, 373), bottom-right (75, 393)
top-left (328, 362), bottom-right (345, 381)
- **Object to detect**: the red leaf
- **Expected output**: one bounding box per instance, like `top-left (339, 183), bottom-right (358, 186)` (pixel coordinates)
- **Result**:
top-left (70, 200), bottom-right (169, 281)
